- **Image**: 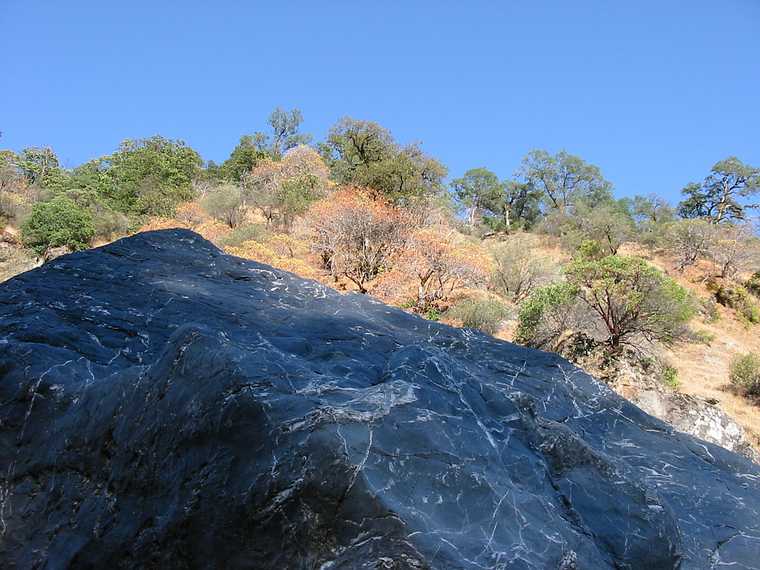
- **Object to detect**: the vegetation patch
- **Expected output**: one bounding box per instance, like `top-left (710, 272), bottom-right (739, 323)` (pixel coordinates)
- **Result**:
top-left (729, 353), bottom-right (760, 397)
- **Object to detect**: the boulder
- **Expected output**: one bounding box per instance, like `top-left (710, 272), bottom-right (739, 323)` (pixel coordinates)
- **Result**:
top-left (1, 229), bottom-right (759, 568)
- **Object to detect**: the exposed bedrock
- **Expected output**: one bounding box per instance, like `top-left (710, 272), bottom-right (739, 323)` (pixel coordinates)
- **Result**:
top-left (1, 230), bottom-right (758, 568)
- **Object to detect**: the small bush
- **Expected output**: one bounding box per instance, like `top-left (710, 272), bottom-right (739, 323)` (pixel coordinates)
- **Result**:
top-left (21, 196), bottom-right (95, 254)
top-left (515, 282), bottom-right (581, 348)
top-left (221, 223), bottom-right (269, 248)
top-left (575, 239), bottom-right (605, 261)
top-left (662, 366), bottom-right (679, 388)
top-left (424, 307), bottom-right (442, 321)
top-left (93, 208), bottom-right (130, 240)
top-left (713, 283), bottom-right (760, 324)
top-left (201, 183), bottom-right (246, 228)
top-left (490, 236), bottom-right (555, 303)
top-left (729, 353), bottom-right (760, 396)
top-left (689, 329), bottom-right (715, 345)
top-left (448, 298), bottom-right (509, 334)
top-left (746, 272), bottom-right (760, 298)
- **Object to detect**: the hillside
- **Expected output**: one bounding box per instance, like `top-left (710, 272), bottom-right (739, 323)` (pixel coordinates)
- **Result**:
top-left (2, 229), bottom-right (760, 568)
top-left (3, 127), bottom-right (760, 464)
top-left (3, 195), bottom-right (760, 460)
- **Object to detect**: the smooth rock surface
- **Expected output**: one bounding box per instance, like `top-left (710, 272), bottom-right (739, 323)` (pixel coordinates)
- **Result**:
top-left (1, 229), bottom-right (759, 569)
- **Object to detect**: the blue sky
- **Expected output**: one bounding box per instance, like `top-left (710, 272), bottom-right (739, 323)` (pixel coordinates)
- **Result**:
top-left (1, 1), bottom-right (759, 202)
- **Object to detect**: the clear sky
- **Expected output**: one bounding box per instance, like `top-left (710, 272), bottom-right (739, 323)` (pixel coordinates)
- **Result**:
top-left (1, 1), bottom-right (759, 202)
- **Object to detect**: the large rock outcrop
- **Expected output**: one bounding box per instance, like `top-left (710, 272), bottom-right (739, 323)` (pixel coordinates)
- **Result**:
top-left (1, 229), bottom-right (759, 569)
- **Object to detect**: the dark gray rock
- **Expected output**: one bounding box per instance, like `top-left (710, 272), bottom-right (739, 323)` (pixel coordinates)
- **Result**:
top-left (1, 229), bottom-right (759, 569)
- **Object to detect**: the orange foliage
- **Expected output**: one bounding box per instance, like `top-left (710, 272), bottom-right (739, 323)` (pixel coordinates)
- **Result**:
top-left (397, 227), bottom-right (491, 309)
top-left (304, 187), bottom-right (408, 293)
top-left (225, 239), bottom-right (319, 280)
top-left (174, 202), bottom-right (205, 228)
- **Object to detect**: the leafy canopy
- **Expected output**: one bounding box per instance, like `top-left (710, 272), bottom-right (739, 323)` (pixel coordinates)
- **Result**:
top-left (320, 117), bottom-right (446, 203)
top-left (565, 255), bottom-right (695, 348)
top-left (678, 157), bottom-right (760, 223)
top-left (518, 149), bottom-right (613, 212)
top-left (22, 195), bottom-right (95, 254)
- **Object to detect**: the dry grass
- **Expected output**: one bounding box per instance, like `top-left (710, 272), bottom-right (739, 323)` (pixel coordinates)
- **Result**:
top-left (651, 252), bottom-right (760, 449)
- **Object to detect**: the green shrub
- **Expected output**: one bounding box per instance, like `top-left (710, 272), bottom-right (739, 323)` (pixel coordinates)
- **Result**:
top-left (448, 298), bottom-right (509, 334)
top-left (565, 255), bottom-right (695, 348)
top-left (21, 196), bottom-right (95, 254)
top-left (729, 353), bottom-right (760, 396)
top-left (201, 183), bottom-right (247, 228)
top-left (92, 208), bottom-right (130, 240)
top-left (424, 307), bottom-right (442, 321)
top-left (220, 223), bottom-right (269, 248)
top-left (515, 282), bottom-right (580, 348)
top-left (746, 272), bottom-right (760, 298)
top-left (575, 239), bottom-right (605, 261)
top-left (662, 366), bottom-right (679, 388)
top-left (689, 329), bottom-right (716, 345)
top-left (713, 283), bottom-right (760, 324)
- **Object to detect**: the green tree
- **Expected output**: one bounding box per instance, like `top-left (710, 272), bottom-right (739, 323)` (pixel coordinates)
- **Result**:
top-left (495, 181), bottom-right (543, 232)
top-left (267, 107), bottom-right (311, 159)
top-left (22, 195), bottom-right (95, 254)
top-left (88, 136), bottom-right (203, 216)
top-left (220, 108), bottom-right (311, 181)
top-left (518, 149), bottom-right (613, 213)
top-left (628, 194), bottom-right (674, 225)
top-left (571, 201), bottom-right (635, 255)
top-left (678, 157), bottom-right (760, 223)
top-left (565, 255), bottom-right (694, 348)
top-left (221, 134), bottom-right (270, 182)
top-left (15, 147), bottom-right (70, 191)
top-left (451, 168), bottom-right (502, 228)
top-left (320, 117), bottom-right (446, 203)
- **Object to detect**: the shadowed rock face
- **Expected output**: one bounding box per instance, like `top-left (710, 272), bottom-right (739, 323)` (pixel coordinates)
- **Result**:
top-left (1, 229), bottom-right (759, 569)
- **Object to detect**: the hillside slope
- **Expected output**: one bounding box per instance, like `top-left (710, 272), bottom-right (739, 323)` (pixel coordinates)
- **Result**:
top-left (1, 229), bottom-right (759, 568)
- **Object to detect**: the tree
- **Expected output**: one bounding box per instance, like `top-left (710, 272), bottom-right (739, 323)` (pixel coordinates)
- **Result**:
top-left (243, 146), bottom-right (329, 230)
top-left (571, 202), bottom-right (635, 255)
top-left (201, 183), bottom-right (246, 228)
top-left (565, 255), bottom-right (695, 348)
top-left (21, 195), bottom-right (95, 254)
top-left (496, 181), bottom-right (543, 232)
top-left (101, 136), bottom-right (202, 216)
top-left (267, 107), bottom-right (311, 159)
top-left (518, 150), bottom-right (613, 213)
top-left (666, 219), bottom-right (716, 270)
top-left (397, 227), bottom-right (490, 309)
top-left (491, 236), bottom-right (555, 303)
top-left (305, 188), bottom-right (408, 293)
top-left (706, 224), bottom-right (760, 279)
top-left (320, 117), bottom-right (446, 203)
top-left (678, 157), bottom-right (760, 223)
top-left (16, 147), bottom-right (64, 188)
top-left (629, 194), bottom-right (674, 225)
top-left (451, 168), bottom-right (502, 228)
top-left (626, 194), bottom-right (674, 249)
top-left (220, 108), bottom-right (311, 181)
top-left (221, 135), bottom-right (269, 182)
